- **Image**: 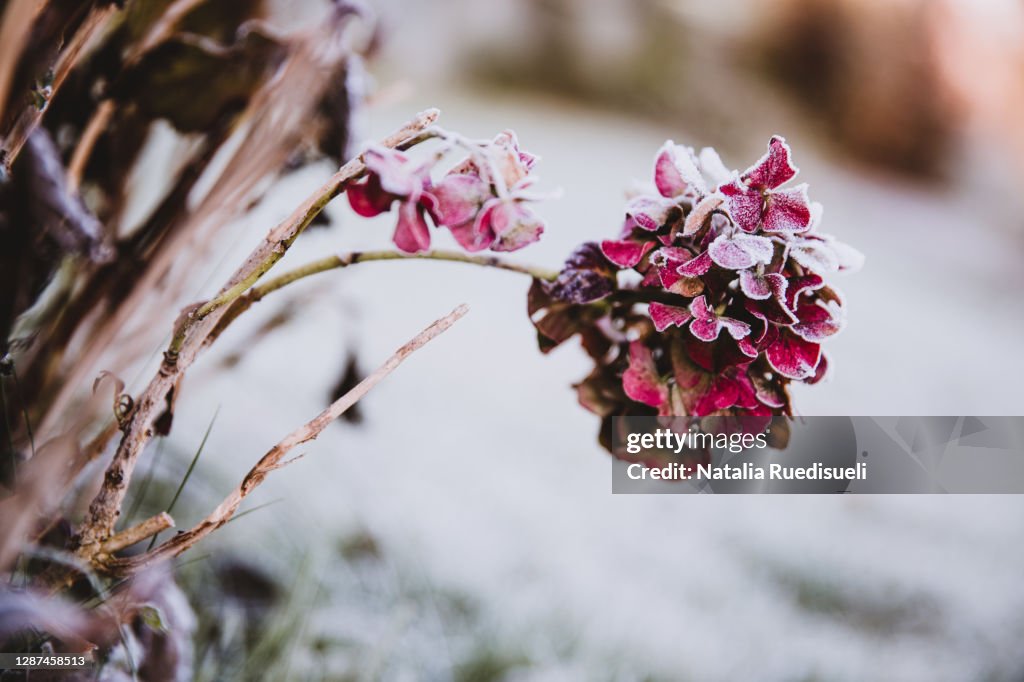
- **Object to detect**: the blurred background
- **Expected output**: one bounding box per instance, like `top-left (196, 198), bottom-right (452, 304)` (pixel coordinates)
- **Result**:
top-left (41, 0), bottom-right (1024, 679)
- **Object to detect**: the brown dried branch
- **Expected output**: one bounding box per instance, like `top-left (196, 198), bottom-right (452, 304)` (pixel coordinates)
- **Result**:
top-left (34, 13), bottom-right (360, 441)
top-left (1, 3), bottom-right (117, 167)
top-left (73, 108), bottom-right (441, 561)
top-left (132, 0), bottom-right (205, 59)
top-left (66, 99), bottom-right (113, 192)
top-left (0, 0), bottom-right (41, 130)
top-left (103, 303), bottom-right (469, 576)
top-left (99, 512), bottom-right (174, 555)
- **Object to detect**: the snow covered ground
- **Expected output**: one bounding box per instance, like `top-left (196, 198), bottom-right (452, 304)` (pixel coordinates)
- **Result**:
top-left (126, 85), bottom-right (1024, 680)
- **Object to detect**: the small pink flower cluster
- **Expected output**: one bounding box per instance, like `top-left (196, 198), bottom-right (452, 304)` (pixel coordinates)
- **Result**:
top-left (529, 136), bottom-right (861, 432)
top-left (348, 131), bottom-right (545, 253)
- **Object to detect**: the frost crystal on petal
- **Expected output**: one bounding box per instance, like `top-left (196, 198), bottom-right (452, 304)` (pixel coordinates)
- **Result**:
top-left (654, 142), bottom-right (707, 198)
top-left (743, 135), bottom-right (798, 190)
top-left (708, 233), bottom-right (774, 270)
top-left (766, 331), bottom-right (821, 379)
top-left (626, 195), bottom-right (680, 231)
top-left (789, 237), bottom-right (840, 273)
top-left (601, 239), bottom-right (654, 268)
top-left (739, 270), bottom-right (787, 300)
top-left (762, 184), bottom-right (812, 233)
top-left (649, 302), bottom-right (693, 332)
top-left (698, 147), bottom-right (733, 189)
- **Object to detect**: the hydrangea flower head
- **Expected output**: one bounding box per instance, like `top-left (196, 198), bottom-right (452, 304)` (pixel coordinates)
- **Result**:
top-left (348, 130), bottom-right (545, 254)
top-left (529, 135), bottom-right (862, 451)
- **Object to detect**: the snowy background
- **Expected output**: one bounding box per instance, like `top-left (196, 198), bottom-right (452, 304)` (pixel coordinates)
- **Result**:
top-left (114, 0), bottom-right (1024, 679)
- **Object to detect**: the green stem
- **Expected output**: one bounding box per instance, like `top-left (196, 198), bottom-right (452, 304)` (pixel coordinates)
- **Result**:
top-left (254, 249), bottom-right (559, 299)
top-left (202, 250), bottom-right (558, 350)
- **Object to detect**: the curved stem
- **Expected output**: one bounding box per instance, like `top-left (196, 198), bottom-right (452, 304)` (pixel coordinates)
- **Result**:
top-left (258, 249), bottom-right (559, 297)
top-left (204, 250), bottom-right (559, 349)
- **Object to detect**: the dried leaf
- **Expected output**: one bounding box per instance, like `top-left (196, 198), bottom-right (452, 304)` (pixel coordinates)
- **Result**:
top-left (112, 24), bottom-right (286, 132)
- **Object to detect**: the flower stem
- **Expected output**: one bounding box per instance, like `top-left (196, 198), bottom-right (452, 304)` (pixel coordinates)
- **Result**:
top-left (203, 250), bottom-right (558, 349)
top-left (256, 249), bottom-right (559, 298)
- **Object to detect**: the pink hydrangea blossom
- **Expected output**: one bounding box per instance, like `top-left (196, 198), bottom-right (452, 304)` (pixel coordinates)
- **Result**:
top-left (348, 131), bottom-right (546, 254)
top-left (529, 134), bottom-right (862, 437)
top-left (719, 136), bottom-right (812, 234)
top-left (347, 147), bottom-right (437, 253)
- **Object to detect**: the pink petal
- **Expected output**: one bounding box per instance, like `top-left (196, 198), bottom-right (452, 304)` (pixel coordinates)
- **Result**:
top-left (762, 184), bottom-right (812, 233)
top-left (489, 130), bottom-right (534, 187)
top-left (720, 317), bottom-right (752, 340)
top-left (649, 302), bottom-right (693, 332)
top-left (347, 176), bottom-right (395, 217)
top-left (806, 352), bottom-right (830, 385)
top-left (676, 251), bottom-right (712, 277)
top-left (623, 341), bottom-right (667, 407)
top-left (784, 274), bottom-right (825, 309)
top-left (683, 194), bottom-right (723, 235)
top-left (392, 201), bottom-right (432, 253)
top-left (656, 246), bottom-right (694, 262)
top-left (743, 135), bottom-right (798, 190)
top-left (765, 331), bottom-right (821, 380)
top-left (600, 239), bottom-right (655, 268)
top-left (655, 262), bottom-right (682, 289)
top-left (489, 202), bottom-right (545, 252)
top-left (689, 318), bottom-right (721, 342)
top-left (471, 200), bottom-right (499, 244)
top-left (432, 173), bottom-right (490, 228)
top-left (739, 270), bottom-right (788, 300)
top-left (694, 369), bottom-right (757, 415)
top-left (447, 218), bottom-right (493, 252)
top-left (626, 195), bottom-right (680, 231)
top-left (364, 147), bottom-right (418, 196)
top-left (694, 376), bottom-right (739, 416)
top-left (732, 370), bottom-right (760, 409)
top-left (688, 295), bottom-right (714, 322)
top-left (655, 145), bottom-right (685, 198)
top-left (654, 142), bottom-right (706, 198)
top-left (651, 247), bottom-right (687, 288)
top-left (791, 302), bottom-right (843, 342)
top-left (719, 180), bottom-right (764, 233)
top-left (708, 233), bottom-right (774, 270)
top-left (736, 335), bottom-right (759, 358)
top-left (641, 267), bottom-right (662, 288)
top-left (745, 296), bottom-right (798, 326)
top-left (789, 236), bottom-right (839, 272)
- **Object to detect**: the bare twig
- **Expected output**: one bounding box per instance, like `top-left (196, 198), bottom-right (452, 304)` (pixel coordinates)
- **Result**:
top-left (104, 304), bottom-right (469, 575)
top-left (99, 512), bottom-right (174, 555)
top-left (132, 0), bottom-right (204, 59)
top-left (73, 109), bottom-right (441, 561)
top-left (66, 99), bottom-right (114, 192)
